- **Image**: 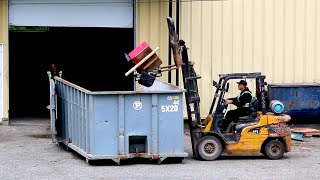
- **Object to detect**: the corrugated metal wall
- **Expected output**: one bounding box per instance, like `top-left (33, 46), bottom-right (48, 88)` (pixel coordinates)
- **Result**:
top-left (137, 1), bottom-right (170, 83)
top-left (138, 0), bottom-right (320, 116)
top-left (0, 0), bottom-right (9, 119)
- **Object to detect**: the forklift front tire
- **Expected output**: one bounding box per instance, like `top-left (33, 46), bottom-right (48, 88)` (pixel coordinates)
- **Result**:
top-left (197, 136), bottom-right (222, 161)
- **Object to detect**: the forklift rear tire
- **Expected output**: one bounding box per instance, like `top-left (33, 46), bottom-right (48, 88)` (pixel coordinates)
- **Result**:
top-left (264, 140), bottom-right (285, 160)
top-left (197, 136), bottom-right (222, 161)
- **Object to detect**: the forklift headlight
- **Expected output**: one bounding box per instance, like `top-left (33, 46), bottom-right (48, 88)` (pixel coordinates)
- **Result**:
top-left (269, 100), bottom-right (284, 114)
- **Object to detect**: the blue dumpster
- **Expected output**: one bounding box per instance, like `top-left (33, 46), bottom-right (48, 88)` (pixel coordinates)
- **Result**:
top-left (48, 77), bottom-right (188, 164)
top-left (268, 83), bottom-right (320, 124)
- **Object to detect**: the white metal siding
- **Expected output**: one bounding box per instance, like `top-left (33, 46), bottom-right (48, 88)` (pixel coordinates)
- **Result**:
top-left (9, 0), bottom-right (133, 27)
top-left (137, 1), bottom-right (170, 83)
top-left (133, 1), bottom-right (320, 116)
top-left (179, 0), bottom-right (320, 115)
top-left (0, 0), bottom-right (9, 120)
top-left (0, 44), bottom-right (3, 122)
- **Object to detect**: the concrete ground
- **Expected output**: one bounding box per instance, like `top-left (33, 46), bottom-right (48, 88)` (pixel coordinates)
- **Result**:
top-left (0, 119), bottom-right (320, 180)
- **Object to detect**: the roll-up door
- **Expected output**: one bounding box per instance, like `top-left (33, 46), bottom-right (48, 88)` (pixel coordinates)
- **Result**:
top-left (9, 0), bottom-right (133, 28)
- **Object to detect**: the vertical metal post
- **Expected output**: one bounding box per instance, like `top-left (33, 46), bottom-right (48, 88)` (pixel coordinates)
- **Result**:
top-left (83, 89), bottom-right (87, 149)
top-left (118, 95), bottom-right (125, 155)
top-left (80, 92), bottom-right (84, 150)
top-left (88, 95), bottom-right (95, 154)
top-left (175, 0), bottom-right (180, 86)
top-left (133, 0), bottom-right (137, 90)
top-left (151, 94), bottom-right (158, 154)
top-left (260, 78), bottom-right (267, 115)
top-left (85, 94), bottom-right (89, 152)
top-left (168, 0), bottom-right (173, 83)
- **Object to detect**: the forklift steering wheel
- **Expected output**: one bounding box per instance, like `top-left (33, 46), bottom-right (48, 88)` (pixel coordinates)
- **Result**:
top-left (219, 99), bottom-right (229, 113)
top-left (222, 99), bottom-right (228, 106)
top-left (223, 104), bottom-right (228, 111)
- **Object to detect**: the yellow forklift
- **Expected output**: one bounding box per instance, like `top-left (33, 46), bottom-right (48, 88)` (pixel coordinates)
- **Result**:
top-left (166, 17), bottom-right (292, 160)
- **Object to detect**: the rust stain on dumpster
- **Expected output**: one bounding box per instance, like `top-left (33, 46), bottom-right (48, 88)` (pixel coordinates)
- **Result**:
top-left (287, 101), bottom-right (319, 110)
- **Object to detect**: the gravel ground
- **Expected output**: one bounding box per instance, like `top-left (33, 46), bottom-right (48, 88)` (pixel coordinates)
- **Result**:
top-left (0, 119), bottom-right (319, 180)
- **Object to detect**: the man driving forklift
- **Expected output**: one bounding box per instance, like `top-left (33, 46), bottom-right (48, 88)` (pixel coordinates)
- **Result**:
top-left (221, 80), bottom-right (252, 131)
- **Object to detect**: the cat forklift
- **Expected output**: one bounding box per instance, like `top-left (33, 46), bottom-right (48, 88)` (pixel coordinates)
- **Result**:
top-left (165, 17), bottom-right (292, 160)
top-left (126, 17), bottom-right (292, 161)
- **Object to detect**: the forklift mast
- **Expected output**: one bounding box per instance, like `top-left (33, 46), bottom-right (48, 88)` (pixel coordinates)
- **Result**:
top-left (167, 17), bottom-right (202, 158)
top-left (179, 40), bottom-right (202, 158)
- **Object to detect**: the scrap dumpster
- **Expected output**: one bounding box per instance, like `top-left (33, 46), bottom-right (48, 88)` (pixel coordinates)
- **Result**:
top-left (268, 83), bottom-right (320, 124)
top-left (48, 77), bottom-right (188, 164)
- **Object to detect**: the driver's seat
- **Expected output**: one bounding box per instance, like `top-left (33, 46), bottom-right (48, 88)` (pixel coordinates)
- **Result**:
top-left (238, 97), bottom-right (258, 122)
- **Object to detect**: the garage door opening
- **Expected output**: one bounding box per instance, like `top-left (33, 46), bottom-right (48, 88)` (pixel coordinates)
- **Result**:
top-left (9, 27), bottom-right (134, 118)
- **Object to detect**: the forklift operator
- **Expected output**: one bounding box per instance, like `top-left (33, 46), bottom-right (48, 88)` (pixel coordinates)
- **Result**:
top-left (221, 80), bottom-right (252, 131)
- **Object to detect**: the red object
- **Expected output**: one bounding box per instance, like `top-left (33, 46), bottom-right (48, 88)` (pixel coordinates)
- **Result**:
top-left (128, 41), bottom-right (152, 71)
top-left (51, 64), bottom-right (57, 73)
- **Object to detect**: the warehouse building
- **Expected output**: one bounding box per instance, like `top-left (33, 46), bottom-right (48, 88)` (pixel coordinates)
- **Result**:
top-left (1, 0), bottom-right (320, 123)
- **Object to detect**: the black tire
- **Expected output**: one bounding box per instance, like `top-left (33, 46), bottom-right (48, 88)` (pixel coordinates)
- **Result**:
top-left (261, 148), bottom-right (266, 156)
top-left (57, 142), bottom-right (69, 151)
top-left (264, 140), bottom-right (285, 160)
top-left (197, 136), bottom-right (222, 161)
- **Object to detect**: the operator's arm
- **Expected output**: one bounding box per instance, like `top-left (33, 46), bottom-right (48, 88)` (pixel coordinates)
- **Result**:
top-left (229, 97), bottom-right (237, 102)
top-left (224, 97), bottom-right (236, 105)
top-left (232, 93), bottom-right (252, 107)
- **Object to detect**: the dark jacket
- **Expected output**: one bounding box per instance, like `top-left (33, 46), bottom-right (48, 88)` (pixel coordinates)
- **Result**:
top-left (230, 88), bottom-right (252, 108)
top-left (50, 71), bottom-right (59, 79)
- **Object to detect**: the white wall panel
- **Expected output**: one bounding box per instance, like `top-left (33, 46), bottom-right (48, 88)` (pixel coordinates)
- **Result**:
top-left (138, 0), bottom-right (320, 116)
top-left (9, 0), bottom-right (133, 27)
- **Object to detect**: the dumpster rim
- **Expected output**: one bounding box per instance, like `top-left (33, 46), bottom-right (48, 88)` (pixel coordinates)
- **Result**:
top-left (54, 76), bottom-right (91, 93)
top-left (54, 77), bottom-right (186, 94)
top-left (268, 82), bottom-right (320, 88)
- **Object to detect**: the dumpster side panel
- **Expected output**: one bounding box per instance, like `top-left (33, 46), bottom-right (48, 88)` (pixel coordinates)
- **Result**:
top-left (158, 93), bottom-right (184, 154)
top-left (56, 81), bottom-right (69, 140)
top-left (124, 94), bottom-right (152, 154)
top-left (92, 95), bottom-right (119, 155)
top-left (55, 81), bottom-right (93, 154)
top-left (51, 78), bottom-right (188, 162)
top-left (268, 84), bottom-right (320, 123)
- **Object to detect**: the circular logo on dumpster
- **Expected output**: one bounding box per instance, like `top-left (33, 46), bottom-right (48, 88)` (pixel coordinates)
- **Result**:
top-left (133, 101), bottom-right (142, 110)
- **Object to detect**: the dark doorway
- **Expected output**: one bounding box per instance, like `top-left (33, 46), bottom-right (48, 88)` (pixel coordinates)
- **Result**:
top-left (9, 27), bottom-right (134, 118)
